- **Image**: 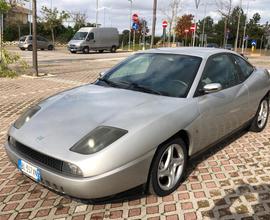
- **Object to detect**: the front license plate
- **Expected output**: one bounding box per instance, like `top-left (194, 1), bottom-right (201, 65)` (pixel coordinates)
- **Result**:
top-left (18, 159), bottom-right (41, 182)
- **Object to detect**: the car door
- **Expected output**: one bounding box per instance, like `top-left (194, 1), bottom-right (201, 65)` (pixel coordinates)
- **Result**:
top-left (37, 36), bottom-right (44, 49)
top-left (193, 53), bottom-right (249, 152)
top-left (86, 32), bottom-right (95, 49)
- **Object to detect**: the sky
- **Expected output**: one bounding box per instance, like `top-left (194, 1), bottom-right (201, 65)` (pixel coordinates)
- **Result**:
top-left (31, 0), bottom-right (270, 35)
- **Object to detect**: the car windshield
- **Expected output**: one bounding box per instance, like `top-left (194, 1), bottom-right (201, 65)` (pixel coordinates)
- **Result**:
top-left (20, 36), bottom-right (26, 42)
top-left (72, 32), bottom-right (88, 40)
top-left (98, 53), bottom-right (202, 98)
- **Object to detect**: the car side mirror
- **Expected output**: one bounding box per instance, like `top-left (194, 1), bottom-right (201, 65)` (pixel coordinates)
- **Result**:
top-left (203, 83), bottom-right (222, 94)
top-left (99, 71), bottom-right (106, 78)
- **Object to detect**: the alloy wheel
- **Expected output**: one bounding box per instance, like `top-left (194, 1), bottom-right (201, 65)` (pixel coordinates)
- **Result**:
top-left (157, 144), bottom-right (185, 191)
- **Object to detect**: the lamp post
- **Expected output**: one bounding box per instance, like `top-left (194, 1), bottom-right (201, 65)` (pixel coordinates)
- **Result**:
top-left (96, 0), bottom-right (99, 27)
top-left (193, 0), bottom-right (201, 47)
top-left (150, 0), bottom-right (157, 48)
top-left (32, 0), bottom-right (38, 76)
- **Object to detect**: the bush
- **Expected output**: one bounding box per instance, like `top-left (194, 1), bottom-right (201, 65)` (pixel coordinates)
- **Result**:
top-left (0, 49), bottom-right (28, 78)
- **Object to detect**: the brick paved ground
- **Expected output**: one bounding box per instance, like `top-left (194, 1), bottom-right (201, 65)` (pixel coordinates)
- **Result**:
top-left (0, 51), bottom-right (270, 220)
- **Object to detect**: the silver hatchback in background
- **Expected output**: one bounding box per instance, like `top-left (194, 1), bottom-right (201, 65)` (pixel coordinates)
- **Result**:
top-left (18, 35), bottom-right (54, 51)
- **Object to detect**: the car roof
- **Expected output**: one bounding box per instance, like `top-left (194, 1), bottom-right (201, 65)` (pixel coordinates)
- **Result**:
top-left (141, 47), bottom-right (238, 59)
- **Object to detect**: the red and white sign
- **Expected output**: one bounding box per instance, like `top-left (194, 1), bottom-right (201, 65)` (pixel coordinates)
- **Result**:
top-left (132, 13), bottom-right (139, 22)
top-left (190, 24), bottom-right (196, 32)
top-left (162, 20), bottom-right (168, 29)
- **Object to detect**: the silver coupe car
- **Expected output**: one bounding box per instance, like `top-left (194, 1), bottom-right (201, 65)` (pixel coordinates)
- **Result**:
top-left (5, 48), bottom-right (270, 199)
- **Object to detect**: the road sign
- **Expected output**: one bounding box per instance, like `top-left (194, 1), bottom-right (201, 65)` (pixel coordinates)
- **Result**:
top-left (244, 35), bottom-right (249, 41)
top-left (251, 40), bottom-right (257, 46)
top-left (132, 23), bottom-right (139, 31)
top-left (132, 13), bottom-right (139, 23)
top-left (162, 20), bottom-right (168, 29)
top-left (190, 24), bottom-right (196, 32)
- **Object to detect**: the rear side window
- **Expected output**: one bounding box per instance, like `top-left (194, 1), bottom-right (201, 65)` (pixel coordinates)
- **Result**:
top-left (233, 55), bottom-right (254, 80)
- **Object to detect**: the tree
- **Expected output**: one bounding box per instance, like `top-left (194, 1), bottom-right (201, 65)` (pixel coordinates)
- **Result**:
top-left (247, 12), bottom-right (264, 40)
top-left (175, 14), bottom-right (193, 39)
top-left (0, 0), bottom-right (11, 61)
top-left (69, 11), bottom-right (87, 31)
top-left (197, 16), bottom-right (214, 43)
top-left (215, 0), bottom-right (233, 47)
top-left (161, 0), bottom-right (181, 44)
top-left (40, 6), bottom-right (69, 47)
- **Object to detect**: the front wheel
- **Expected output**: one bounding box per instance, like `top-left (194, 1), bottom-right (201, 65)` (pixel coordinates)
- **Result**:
top-left (27, 45), bottom-right (33, 51)
top-left (250, 97), bottom-right (269, 132)
top-left (110, 46), bottom-right (117, 53)
top-left (148, 138), bottom-right (187, 197)
top-left (83, 47), bottom-right (89, 54)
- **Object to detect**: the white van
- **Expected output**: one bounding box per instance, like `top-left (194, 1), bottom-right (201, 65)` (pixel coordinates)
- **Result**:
top-left (68, 27), bottom-right (119, 54)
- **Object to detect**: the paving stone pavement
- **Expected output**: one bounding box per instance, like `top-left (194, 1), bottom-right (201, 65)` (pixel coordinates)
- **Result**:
top-left (1, 54), bottom-right (270, 220)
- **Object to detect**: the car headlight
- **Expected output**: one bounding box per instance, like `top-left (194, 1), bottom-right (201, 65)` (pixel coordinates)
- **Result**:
top-left (70, 126), bottom-right (128, 155)
top-left (14, 106), bottom-right (41, 129)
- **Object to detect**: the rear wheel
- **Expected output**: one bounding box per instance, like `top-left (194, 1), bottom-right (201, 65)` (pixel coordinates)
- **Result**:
top-left (27, 45), bottom-right (33, 51)
top-left (110, 46), bottom-right (117, 53)
top-left (149, 138), bottom-right (187, 197)
top-left (48, 45), bottom-right (54, 50)
top-left (83, 47), bottom-right (89, 54)
top-left (250, 97), bottom-right (269, 132)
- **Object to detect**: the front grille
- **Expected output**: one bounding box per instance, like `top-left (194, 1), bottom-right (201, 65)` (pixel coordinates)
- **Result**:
top-left (9, 137), bottom-right (64, 173)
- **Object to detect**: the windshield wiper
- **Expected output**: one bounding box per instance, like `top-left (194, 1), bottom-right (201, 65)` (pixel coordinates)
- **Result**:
top-left (98, 78), bottom-right (127, 88)
top-left (127, 82), bottom-right (163, 96)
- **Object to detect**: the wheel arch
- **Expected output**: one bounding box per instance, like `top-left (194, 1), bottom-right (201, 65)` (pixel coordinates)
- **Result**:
top-left (145, 129), bottom-right (190, 193)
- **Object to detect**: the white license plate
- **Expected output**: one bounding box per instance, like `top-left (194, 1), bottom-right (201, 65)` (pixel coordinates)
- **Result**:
top-left (18, 159), bottom-right (41, 182)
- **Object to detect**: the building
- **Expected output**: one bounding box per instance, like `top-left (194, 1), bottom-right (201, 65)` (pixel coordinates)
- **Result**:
top-left (5, 4), bottom-right (31, 26)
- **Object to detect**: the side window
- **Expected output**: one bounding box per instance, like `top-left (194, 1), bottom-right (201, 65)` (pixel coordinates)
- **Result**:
top-left (37, 36), bottom-right (43, 41)
top-left (233, 55), bottom-right (254, 80)
top-left (87, 32), bottom-right (94, 41)
top-left (199, 54), bottom-right (239, 91)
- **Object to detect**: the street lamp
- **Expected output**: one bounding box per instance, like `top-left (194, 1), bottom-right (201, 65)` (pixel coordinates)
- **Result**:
top-left (193, 0), bottom-right (201, 47)
top-left (96, 0), bottom-right (99, 27)
top-left (32, 0), bottom-right (38, 76)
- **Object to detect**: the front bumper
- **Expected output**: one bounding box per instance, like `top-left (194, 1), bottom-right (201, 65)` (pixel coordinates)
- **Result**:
top-left (67, 45), bottom-right (82, 52)
top-left (5, 141), bottom-right (154, 199)
top-left (18, 43), bottom-right (28, 49)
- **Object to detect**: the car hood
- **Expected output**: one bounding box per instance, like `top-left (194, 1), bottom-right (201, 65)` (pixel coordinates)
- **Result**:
top-left (68, 40), bottom-right (84, 45)
top-left (10, 84), bottom-right (190, 160)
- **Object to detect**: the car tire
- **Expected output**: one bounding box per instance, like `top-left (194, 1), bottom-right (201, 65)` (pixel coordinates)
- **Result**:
top-left (83, 47), bottom-right (89, 54)
top-left (250, 97), bottom-right (269, 132)
top-left (110, 46), bottom-right (117, 53)
top-left (48, 45), bottom-right (54, 50)
top-left (27, 45), bottom-right (33, 51)
top-left (148, 138), bottom-right (187, 197)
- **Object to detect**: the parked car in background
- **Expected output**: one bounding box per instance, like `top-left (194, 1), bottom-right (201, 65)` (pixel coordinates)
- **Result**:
top-left (5, 48), bottom-right (270, 199)
top-left (207, 43), bottom-right (219, 48)
top-left (18, 35), bottom-right (54, 51)
top-left (67, 27), bottom-right (119, 54)
top-left (225, 44), bottom-right (233, 50)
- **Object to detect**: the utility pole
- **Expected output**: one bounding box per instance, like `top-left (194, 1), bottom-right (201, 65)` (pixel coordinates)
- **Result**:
top-left (234, 0), bottom-right (242, 52)
top-left (193, 0), bottom-right (201, 47)
top-left (29, 0), bottom-right (32, 35)
top-left (150, 0), bottom-right (157, 48)
top-left (128, 0), bottom-right (133, 51)
top-left (32, 0), bottom-right (38, 76)
top-left (242, 0), bottom-right (253, 54)
top-left (96, 0), bottom-right (99, 27)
